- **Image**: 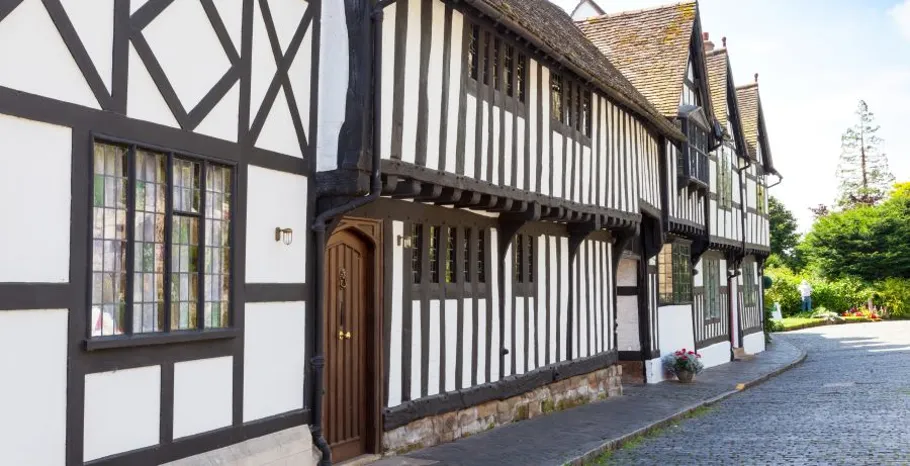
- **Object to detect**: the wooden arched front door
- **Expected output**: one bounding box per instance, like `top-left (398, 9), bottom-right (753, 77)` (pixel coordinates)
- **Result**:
top-left (323, 226), bottom-right (379, 462)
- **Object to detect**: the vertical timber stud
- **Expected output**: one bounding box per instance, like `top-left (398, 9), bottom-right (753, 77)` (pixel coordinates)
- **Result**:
top-left (566, 216), bottom-right (600, 361)
top-left (636, 215), bottom-right (661, 364)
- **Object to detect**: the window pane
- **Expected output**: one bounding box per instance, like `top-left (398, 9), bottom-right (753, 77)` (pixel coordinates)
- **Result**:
top-left (171, 215), bottom-right (199, 330)
top-left (483, 32), bottom-right (491, 85)
top-left (492, 38), bottom-right (500, 90)
top-left (468, 25), bottom-right (479, 80)
top-left (204, 164), bottom-right (232, 328)
top-left (552, 74), bottom-right (563, 123)
top-left (173, 158), bottom-right (201, 214)
top-left (514, 235), bottom-right (523, 283)
top-left (91, 143), bottom-right (128, 337)
top-left (477, 231), bottom-right (486, 283)
top-left (412, 224), bottom-right (423, 284)
top-left (429, 226), bottom-right (439, 283)
top-left (505, 44), bottom-right (514, 97)
top-left (517, 54), bottom-right (527, 102)
top-left (658, 243), bottom-right (674, 304)
top-left (445, 227), bottom-right (457, 283)
top-left (464, 228), bottom-right (472, 283)
top-left (527, 235), bottom-right (534, 283)
top-left (133, 150), bottom-right (167, 333)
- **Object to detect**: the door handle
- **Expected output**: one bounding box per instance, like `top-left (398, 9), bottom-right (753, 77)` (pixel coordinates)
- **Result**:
top-left (345, 331), bottom-right (352, 340)
top-left (338, 329), bottom-right (345, 341)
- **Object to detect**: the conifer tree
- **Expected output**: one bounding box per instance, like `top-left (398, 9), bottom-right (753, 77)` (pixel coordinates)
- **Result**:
top-left (835, 100), bottom-right (895, 208)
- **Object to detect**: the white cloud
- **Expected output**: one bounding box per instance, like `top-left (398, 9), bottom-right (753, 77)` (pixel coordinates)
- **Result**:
top-left (890, 0), bottom-right (910, 40)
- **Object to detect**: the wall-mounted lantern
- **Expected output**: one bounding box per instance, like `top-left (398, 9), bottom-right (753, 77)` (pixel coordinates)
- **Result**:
top-left (397, 235), bottom-right (413, 248)
top-left (275, 227), bottom-right (294, 245)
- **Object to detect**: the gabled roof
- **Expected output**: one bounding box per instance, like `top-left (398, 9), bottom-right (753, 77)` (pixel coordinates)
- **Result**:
top-left (575, 1), bottom-right (714, 122)
top-left (735, 82), bottom-right (778, 175)
top-left (705, 46), bottom-right (747, 157)
top-left (464, 0), bottom-right (685, 141)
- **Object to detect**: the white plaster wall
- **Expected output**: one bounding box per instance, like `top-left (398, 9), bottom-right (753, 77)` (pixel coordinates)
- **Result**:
top-left (387, 221), bottom-right (404, 407)
top-left (316, 0), bottom-right (347, 171)
top-left (84, 366), bottom-right (161, 462)
top-left (243, 301), bottom-right (307, 422)
top-left (245, 165), bottom-right (308, 283)
top-left (698, 340), bottom-right (731, 370)
top-left (617, 258), bottom-right (637, 287)
top-left (144, 0), bottom-right (231, 110)
top-left (0, 309), bottom-right (67, 466)
top-left (173, 356), bottom-right (234, 439)
top-left (617, 295), bottom-right (640, 352)
top-left (693, 258), bottom-right (703, 287)
top-left (744, 331), bottom-right (766, 355)
top-left (657, 305), bottom-right (695, 357)
top-left (0, 115), bottom-right (71, 283)
top-left (0, 0), bottom-right (99, 108)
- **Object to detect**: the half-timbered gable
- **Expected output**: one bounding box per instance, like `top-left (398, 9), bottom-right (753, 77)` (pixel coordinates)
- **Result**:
top-left (578, 1), bottom-right (718, 238)
top-left (0, 1), bottom-right (323, 465)
top-left (705, 41), bottom-right (746, 249)
top-left (736, 79), bottom-right (777, 254)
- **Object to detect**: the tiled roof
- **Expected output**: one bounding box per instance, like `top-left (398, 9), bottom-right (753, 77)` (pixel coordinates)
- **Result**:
top-left (735, 82), bottom-right (776, 174)
top-left (705, 48), bottom-right (729, 129)
top-left (469, 0), bottom-right (686, 141)
top-left (735, 83), bottom-right (760, 159)
top-left (576, 1), bottom-right (703, 118)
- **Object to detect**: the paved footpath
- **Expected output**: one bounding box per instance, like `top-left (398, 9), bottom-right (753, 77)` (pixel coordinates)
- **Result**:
top-left (374, 332), bottom-right (804, 466)
top-left (607, 321), bottom-right (910, 465)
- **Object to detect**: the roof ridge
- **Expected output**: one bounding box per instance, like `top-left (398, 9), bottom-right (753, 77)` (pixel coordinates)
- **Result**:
top-left (736, 82), bottom-right (759, 90)
top-left (575, 0), bottom-right (696, 24)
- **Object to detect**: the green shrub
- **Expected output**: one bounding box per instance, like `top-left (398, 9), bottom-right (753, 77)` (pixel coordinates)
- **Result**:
top-left (876, 278), bottom-right (910, 319)
top-left (811, 276), bottom-right (871, 314)
top-left (766, 266), bottom-right (803, 316)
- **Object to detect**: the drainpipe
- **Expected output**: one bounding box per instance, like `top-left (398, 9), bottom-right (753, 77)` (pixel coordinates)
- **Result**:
top-left (310, 2), bottom-right (393, 464)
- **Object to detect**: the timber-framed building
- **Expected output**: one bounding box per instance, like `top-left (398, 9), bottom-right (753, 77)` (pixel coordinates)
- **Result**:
top-left (0, 0), bottom-right (778, 465)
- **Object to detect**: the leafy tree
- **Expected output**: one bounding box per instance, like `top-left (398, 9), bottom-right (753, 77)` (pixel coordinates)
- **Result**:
top-left (802, 184), bottom-right (910, 281)
top-left (768, 196), bottom-right (800, 268)
top-left (835, 100), bottom-right (895, 208)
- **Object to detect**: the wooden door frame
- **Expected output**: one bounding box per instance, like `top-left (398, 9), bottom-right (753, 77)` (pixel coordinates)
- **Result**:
top-left (326, 216), bottom-right (384, 454)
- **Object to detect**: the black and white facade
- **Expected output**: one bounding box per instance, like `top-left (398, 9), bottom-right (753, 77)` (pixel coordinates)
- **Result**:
top-left (0, 0), bottom-right (778, 465)
top-left (0, 0), bottom-right (323, 464)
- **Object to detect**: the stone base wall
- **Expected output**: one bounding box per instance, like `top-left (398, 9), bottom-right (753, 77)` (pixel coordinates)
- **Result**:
top-left (382, 365), bottom-right (623, 454)
top-left (161, 425), bottom-right (319, 466)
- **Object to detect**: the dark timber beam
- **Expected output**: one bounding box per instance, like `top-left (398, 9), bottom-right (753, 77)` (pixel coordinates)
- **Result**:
top-left (381, 174), bottom-right (399, 195)
top-left (454, 191), bottom-right (483, 208)
top-left (390, 179), bottom-right (421, 198)
top-left (432, 187), bottom-right (463, 205)
top-left (413, 183), bottom-right (444, 201)
top-left (488, 197), bottom-right (513, 213)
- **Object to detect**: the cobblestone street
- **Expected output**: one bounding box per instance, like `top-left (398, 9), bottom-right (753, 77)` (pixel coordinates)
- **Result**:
top-left (608, 322), bottom-right (910, 465)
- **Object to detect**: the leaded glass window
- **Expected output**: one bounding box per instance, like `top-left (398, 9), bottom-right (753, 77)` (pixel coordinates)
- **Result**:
top-left (445, 227), bottom-right (457, 283)
top-left (411, 224), bottom-right (423, 284)
top-left (90, 142), bottom-right (233, 338)
top-left (477, 231), bottom-right (486, 283)
top-left (704, 257), bottom-right (720, 320)
top-left (464, 228), bottom-right (472, 283)
top-left (429, 226), bottom-right (440, 283)
top-left (743, 261), bottom-right (757, 307)
top-left (658, 242), bottom-right (693, 305)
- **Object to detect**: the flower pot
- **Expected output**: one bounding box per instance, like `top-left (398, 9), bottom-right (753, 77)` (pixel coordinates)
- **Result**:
top-left (677, 370), bottom-right (695, 383)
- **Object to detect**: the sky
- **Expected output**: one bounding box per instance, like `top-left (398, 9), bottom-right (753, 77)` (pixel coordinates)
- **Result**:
top-left (552, 0), bottom-right (910, 232)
